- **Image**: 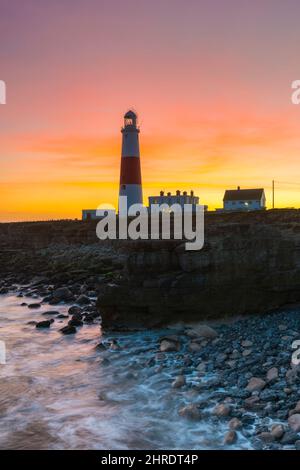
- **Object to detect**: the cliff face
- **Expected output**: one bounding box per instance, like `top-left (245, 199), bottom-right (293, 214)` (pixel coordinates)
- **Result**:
top-left (1, 211), bottom-right (300, 327)
top-left (97, 210), bottom-right (300, 328)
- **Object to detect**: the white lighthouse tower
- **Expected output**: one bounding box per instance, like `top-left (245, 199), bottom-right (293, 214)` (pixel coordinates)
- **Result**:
top-left (119, 110), bottom-right (143, 211)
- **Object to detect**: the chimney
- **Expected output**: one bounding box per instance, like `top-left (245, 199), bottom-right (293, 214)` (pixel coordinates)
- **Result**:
top-left (237, 186), bottom-right (241, 191)
top-left (160, 190), bottom-right (164, 196)
top-left (176, 190), bottom-right (180, 196)
top-left (190, 190), bottom-right (194, 197)
top-left (167, 192), bottom-right (171, 196)
top-left (183, 191), bottom-right (187, 196)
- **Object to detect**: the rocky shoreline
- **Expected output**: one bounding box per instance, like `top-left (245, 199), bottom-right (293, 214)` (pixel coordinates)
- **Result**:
top-left (1, 275), bottom-right (300, 449)
top-left (1, 213), bottom-right (300, 449)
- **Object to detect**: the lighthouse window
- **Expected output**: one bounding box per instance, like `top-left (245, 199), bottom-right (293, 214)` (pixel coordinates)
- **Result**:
top-left (125, 118), bottom-right (133, 126)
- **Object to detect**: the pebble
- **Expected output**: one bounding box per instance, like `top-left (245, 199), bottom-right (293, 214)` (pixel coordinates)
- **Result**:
top-left (288, 414), bottom-right (300, 432)
top-left (246, 377), bottom-right (266, 392)
top-left (160, 339), bottom-right (180, 352)
top-left (60, 325), bottom-right (76, 335)
top-left (241, 340), bottom-right (253, 348)
top-left (213, 403), bottom-right (231, 417)
top-left (178, 404), bottom-right (201, 420)
top-left (266, 367), bottom-right (279, 382)
top-left (36, 319), bottom-right (54, 328)
top-left (271, 424), bottom-right (285, 440)
top-left (258, 432), bottom-right (274, 443)
top-left (185, 325), bottom-right (218, 339)
top-left (228, 418), bottom-right (242, 430)
top-left (224, 430), bottom-right (237, 445)
top-left (172, 375), bottom-right (186, 388)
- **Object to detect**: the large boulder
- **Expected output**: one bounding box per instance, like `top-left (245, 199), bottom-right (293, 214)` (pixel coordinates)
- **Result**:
top-left (185, 325), bottom-right (218, 339)
top-left (52, 287), bottom-right (73, 301)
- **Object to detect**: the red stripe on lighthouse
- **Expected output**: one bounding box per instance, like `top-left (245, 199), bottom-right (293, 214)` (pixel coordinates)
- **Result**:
top-left (120, 157), bottom-right (142, 185)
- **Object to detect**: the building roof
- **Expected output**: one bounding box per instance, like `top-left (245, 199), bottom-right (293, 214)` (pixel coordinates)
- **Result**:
top-left (223, 188), bottom-right (264, 202)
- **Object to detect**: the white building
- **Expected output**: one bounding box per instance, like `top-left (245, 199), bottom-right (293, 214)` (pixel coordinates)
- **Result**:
top-left (148, 190), bottom-right (200, 212)
top-left (82, 209), bottom-right (99, 221)
top-left (223, 187), bottom-right (266, 211)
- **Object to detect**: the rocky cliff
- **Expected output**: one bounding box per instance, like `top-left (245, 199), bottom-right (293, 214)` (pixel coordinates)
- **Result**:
top-left (1, 210), bottom-right (300, 328)
top-left (97, 210), bottom-right (300, 328)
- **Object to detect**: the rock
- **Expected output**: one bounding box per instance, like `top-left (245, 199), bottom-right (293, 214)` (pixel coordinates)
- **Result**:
top-left (0, 287), bottom-right (9, 294)
top-left (53, 287), bottom-right (73, 301)
top-left (178, 404), bottom-right (201, 420)
top-left (188, 341), bottom-right (202, 352)
top-left (244, 396), bottom-right (261, 410)
top-left (95, 342), bottom-right (107, 351)
top-left (226, 360), bottom-right (237, 369)
top-left (228, 418), bottom-right (242, 430)
top-left (28, 303), bottom-right (41, 309)
top-left (27, 321), bottom-right (37, 325)
top-left (292, 400), bottom-right (300, 414)
top-left (288, 414), bottom-right (300, 432)
top-left (172, 375), bottom-right (186, 388)
top-left (281, 431), bottom-right (299, 445)
top-left (196, 362), bottom-right (206, 373)
top-left (183, 356), bottom-right (193, 367)
top-left (36, 319), bottom-right (54, 328)
top-left (84, 315), bottom-right (94, 323)
top-left (278, 324), bottom-right (288, 331)
top-left (286, 366), bottom-right (300, 384)
top-left (160, 339), bottom-right (180, 352)
top-left (186, 325), bottom-right (218, 339)
top-left (109, 339), bottom-right (121, 350)
top-left (295, 440), bottom-right (300, 450)
top-left (76, 295), bottom-right (90, 305)
top-left (230, 350), bottom-right (240, 360)
top-left (271, 424), bottom-right (285, 440)
top-left (266, 367), bottom-right (279, 382)
top-left (68, 305), bottom-right (82, 315)
top-left (213, 403), bottom-right (231, 417)
top-left (56, 314), bottom-right (68, 319)
top-left (246, 377), bottom-right (266, 392)
top-left (242, 349), bottom-right (252, 357)
top-left (241, 340), bottom-right (253, 348)
top-left (87, 290), bottom-right (97, 297)
top-left (68, 318), bottom-right (83, 327)
top-left (258, 432), bottom-right (274, 443)
top-left (60, 325), bottom-right (76, 335)
top-left (42, 310), bottom-right (60, 316)
top-left (224, 430), bottom-right (237, 445)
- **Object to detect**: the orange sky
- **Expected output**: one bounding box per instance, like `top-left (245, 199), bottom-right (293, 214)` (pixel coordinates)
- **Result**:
top-left (1, 0), bottom-right (300, 221)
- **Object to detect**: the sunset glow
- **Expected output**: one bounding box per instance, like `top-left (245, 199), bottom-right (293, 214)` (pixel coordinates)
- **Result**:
top-left (1, 0), bottom-right (300, 221)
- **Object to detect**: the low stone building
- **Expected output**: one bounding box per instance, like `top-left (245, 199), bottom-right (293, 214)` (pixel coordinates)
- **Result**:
top-left (148, 190), bottom-right (200, 212)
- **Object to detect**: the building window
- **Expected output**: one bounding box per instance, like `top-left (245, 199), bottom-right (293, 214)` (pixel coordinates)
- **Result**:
top-left (122, 184), bottom-right (126, 190)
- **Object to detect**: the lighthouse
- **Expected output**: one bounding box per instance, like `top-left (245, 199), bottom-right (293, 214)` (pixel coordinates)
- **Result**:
top-left (119, 110), bottom-right (143, 211)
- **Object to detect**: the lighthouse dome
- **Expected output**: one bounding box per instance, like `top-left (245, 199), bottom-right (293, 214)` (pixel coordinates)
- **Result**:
top-left (124, 110), bottom-right (137, 119)
top-left (123, 109), bottom-right (138, 128)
